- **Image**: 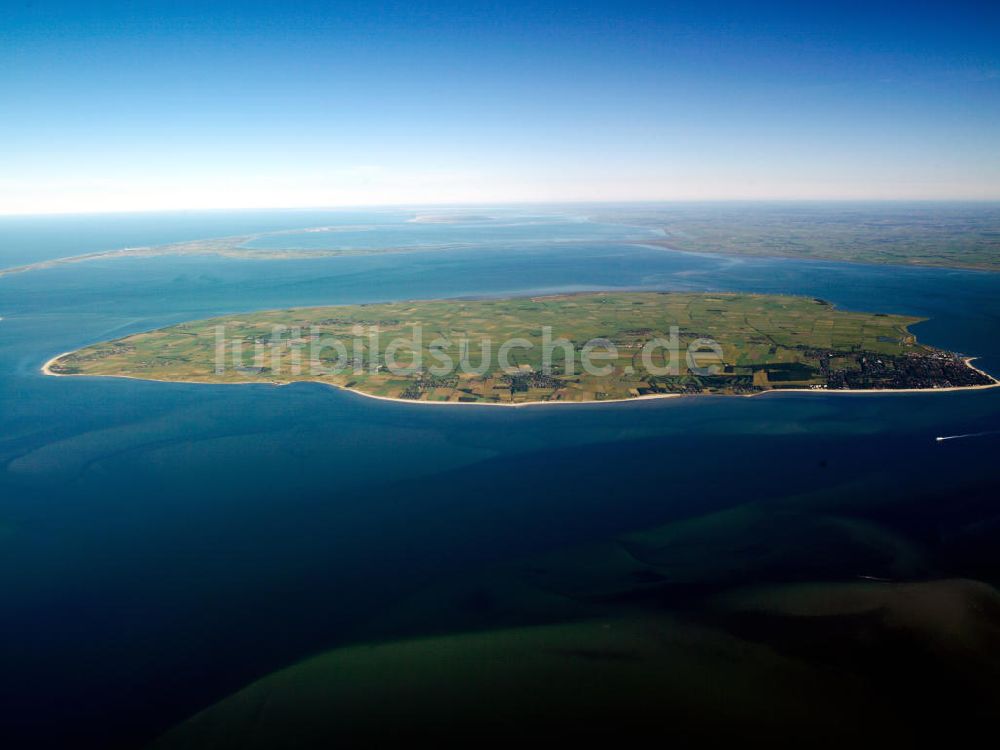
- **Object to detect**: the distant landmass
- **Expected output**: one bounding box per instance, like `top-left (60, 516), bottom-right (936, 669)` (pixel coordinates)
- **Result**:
top-left (44, 292), bottom-right (996, 403)
top-left (4, 205), bottom-right (999, 279)
top-left (0, 230), bottom-right (393, 278)
top-left (596, 203), bottom-right (1000, 271)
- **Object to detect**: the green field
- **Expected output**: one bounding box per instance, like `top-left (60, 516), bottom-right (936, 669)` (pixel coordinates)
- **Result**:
top-left (48, 292), bottom-right (992, 402)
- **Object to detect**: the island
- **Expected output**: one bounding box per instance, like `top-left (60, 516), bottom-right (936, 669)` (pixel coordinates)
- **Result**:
top-left (0, 230), bottom-right (367, 279)
top-left (44, 292), bottom-right (996, 404)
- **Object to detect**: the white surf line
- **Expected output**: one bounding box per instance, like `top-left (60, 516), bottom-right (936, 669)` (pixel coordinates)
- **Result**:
top-left (935, 431), bottom-right (999, 442)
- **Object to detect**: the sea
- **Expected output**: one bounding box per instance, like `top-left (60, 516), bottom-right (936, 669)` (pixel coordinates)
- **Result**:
top-left (1, 207), bottom-right (999, 746)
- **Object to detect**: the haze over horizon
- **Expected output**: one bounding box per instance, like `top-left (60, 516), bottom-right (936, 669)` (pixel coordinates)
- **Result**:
top-left (3, 1), bottom-right (999, 215)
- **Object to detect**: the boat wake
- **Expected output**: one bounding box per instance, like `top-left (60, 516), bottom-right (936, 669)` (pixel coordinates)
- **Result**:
top-left (935, 431), bottom-right (999, 442)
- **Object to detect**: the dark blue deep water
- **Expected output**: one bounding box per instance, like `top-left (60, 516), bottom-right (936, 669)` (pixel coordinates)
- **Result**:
top-left (1, 210), bottom-right (999, 747)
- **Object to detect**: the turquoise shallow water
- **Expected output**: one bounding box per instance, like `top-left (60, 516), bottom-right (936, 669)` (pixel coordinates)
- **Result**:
top-left (241, 212), bottom-right (662, 251)
top-left (0, 209), bottom-right (411, 266)
top-left (1, 209), bottom-right (999, 746)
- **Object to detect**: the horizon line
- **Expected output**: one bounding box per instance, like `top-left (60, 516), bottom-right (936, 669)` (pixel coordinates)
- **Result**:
top-left (4, 197), bottom-right (1000, 219)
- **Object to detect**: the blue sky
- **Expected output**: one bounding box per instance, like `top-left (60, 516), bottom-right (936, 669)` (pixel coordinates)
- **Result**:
top-left (2, 1), bottom-right (999, 213)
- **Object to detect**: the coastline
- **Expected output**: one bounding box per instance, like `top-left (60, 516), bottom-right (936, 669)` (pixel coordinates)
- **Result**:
top-left (633, 240), bottom-right (1000, 274)
top-left (41, 353), bottom-right (1000, 407)
top-left (40, 352), bottom-right (681, 407)
top-left (751, 358), bottom-right (1000, 397)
